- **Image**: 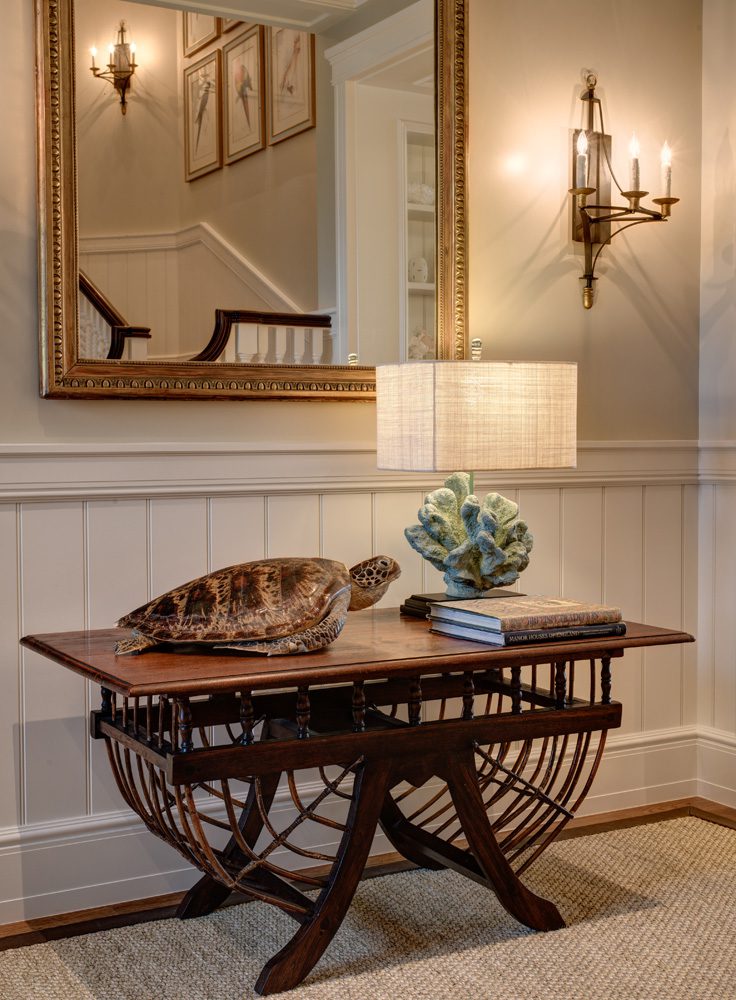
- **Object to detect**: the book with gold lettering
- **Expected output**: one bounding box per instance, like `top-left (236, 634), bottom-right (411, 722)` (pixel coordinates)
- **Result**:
top-left (429, 618), bottom-right (627, 646)
top-left (429, 595), bottom-right (622, 632)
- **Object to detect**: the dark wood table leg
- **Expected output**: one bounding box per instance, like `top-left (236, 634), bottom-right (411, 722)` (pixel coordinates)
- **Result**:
top-left (446, 751), bottom-right (565, 931)
top-left (379, 790), bottom-right (446, 871)
top-left (254, 757), bottom-right (392, 996)
top-left (177, 768), bottom-right (282, 920)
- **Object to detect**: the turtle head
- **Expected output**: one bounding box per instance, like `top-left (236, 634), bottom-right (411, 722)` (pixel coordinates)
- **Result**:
top-left (347, 556), bottom-right (401, 611)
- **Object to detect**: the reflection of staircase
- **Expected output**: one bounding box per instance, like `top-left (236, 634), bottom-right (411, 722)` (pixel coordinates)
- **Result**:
top-left (78, 271), bottom-right (151, 360)
top-left (193, 309), bottom-right (335, 365)
top-left (79, 223), bottom-right (316, 360)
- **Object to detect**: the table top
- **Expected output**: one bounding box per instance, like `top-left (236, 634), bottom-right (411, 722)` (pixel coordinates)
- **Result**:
top-left (20, 608), bottom-right (694, 699)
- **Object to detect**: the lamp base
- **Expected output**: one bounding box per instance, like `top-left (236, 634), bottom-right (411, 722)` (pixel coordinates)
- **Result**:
top-left (399, 588), bottom-right (523, 620)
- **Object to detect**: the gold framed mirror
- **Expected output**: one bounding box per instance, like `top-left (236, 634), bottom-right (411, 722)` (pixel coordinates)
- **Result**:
top-left (35, 0), bottom-right (467, 400)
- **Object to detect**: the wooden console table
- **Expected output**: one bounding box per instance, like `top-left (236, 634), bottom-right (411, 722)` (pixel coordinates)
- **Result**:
top-left (22, 610), bottom-right (692, 995)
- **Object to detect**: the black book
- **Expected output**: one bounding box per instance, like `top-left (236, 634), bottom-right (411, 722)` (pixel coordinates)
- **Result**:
top-left (400, 589), bottom-right (523, 620)
top-left (429, 619), bottom-right (628, 646)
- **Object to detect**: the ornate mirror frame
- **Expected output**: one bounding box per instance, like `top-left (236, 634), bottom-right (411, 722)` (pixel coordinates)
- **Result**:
top-left (35, 0), bottom-right (467, 400)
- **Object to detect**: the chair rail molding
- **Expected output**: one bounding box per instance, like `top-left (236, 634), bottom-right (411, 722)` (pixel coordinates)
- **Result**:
top-left (0, 440), bottom-right (701, 501)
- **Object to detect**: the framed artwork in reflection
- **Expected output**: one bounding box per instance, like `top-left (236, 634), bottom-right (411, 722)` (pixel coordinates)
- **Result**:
top-left (223, 26), bottom-right (265, 164)
top-left (223, 18), bottom-right (249, 33)
top-left (266, 27), bottom-right (316, 145)
top-left (183, 50), bottom-right (222, 181)
top-left (183, 13), bottom-right (220, 57)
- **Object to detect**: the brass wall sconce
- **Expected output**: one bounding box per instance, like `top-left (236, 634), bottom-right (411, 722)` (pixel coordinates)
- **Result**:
top-left (89, 21), bottom-right (137, 115)
top-left (569, 73), bottom-right (679, 309)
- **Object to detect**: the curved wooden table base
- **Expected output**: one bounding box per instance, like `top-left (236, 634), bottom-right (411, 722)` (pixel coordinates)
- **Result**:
top-left (20, 613), bottom-right (693, 995)
top-left (255, 758), bottom-right (393, 995)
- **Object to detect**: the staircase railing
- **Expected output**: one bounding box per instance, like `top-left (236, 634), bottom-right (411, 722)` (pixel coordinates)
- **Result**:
top-left (78, 271), bottom-right (152, 360)
top-left (192, 309), bottom-right (334, 365)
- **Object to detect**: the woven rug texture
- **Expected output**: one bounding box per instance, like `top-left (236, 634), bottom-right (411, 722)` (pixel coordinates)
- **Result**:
top-left (1, 816), bottom-right (735, 999)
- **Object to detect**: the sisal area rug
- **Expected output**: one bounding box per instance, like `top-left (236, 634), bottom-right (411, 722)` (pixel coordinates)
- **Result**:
top-left (1, 816), bottom-right (735, 1000)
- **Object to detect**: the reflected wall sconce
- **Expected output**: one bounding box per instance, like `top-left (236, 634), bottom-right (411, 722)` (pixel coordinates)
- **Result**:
top-left (569, 73), bottom-right (679, 309)
top-left (89, 21), bottom-right (137, 115)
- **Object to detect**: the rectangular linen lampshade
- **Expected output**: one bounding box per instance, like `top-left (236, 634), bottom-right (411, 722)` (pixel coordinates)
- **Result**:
top-left (376, 361), bottom-right (577, 471)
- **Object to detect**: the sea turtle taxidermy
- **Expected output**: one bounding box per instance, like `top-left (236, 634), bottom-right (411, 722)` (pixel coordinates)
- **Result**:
top-left (115, 555), bottom-right (401, 656)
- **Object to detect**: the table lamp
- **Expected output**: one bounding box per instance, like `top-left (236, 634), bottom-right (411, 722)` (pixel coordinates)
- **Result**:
top-left (376, 358), bottom-right (577, 599)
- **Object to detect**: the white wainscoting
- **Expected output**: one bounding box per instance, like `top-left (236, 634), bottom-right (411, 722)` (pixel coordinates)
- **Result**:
top-left (0, 440), bottom-right (720, 922)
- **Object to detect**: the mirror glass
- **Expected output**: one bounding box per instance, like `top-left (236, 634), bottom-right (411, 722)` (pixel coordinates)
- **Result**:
top-left (74, 0), bottom-right (436, 369)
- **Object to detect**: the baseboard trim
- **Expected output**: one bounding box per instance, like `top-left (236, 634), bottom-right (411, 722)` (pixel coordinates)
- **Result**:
top-left (1, 796), bottom-right (733, 951)
top-left (698, 726), bottom-right (736, 809)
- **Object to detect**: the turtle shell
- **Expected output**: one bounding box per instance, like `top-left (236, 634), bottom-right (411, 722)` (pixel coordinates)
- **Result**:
top-left (117, 558), bottom-right (351, 644)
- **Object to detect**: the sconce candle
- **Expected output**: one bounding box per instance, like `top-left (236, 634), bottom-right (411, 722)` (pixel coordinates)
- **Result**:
top-left (629, 134), bottom-right (641, 191)
top-left (89, 46), bottom-right (97, 69)
top-left (575, 131), bottom-right (588, 188)
top-left (661, 142), bottom-right (672, 198)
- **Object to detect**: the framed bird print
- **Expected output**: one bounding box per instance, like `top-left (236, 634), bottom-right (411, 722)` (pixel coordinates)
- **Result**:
top-left (222, 26), bottom-right (265, 165)
top-left (183, 51), bottom-right (222, 181)
top-left (183, 13), bottom-right (220, 57)
top-left (266, 28), bottom-right (316, 145)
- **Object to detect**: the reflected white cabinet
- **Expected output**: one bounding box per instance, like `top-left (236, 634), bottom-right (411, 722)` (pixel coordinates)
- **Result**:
top-left (400, 122), bottom-right (436, 360)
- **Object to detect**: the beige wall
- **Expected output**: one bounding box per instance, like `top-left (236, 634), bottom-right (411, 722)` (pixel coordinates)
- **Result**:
top-left (76, 0), bottom-right (181, 235)
top-left (700, 0), bottom-right (736, 441)
top-left (469, 0), bottom-right (702, 441)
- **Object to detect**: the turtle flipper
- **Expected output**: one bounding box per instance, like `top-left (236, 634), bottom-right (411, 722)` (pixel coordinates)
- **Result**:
top-left (115, 631), bottom-right (159, 655)
top-left (216, 588), bottom-right (351, 656)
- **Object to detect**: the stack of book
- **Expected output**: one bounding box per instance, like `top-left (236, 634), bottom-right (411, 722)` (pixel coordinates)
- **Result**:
top-left (428, 595), bottom-right (626, 647)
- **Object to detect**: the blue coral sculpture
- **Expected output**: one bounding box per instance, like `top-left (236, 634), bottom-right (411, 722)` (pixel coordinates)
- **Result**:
top-left (405, 472), bottom-right (534, 598)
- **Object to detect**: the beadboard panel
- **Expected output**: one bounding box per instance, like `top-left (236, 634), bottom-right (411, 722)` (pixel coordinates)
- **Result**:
top-left (561, 488), bottom-right (604, 601)
top-left (0, 506), bottom-right (21, 830)
top-left (209, 495), bottom-right (267, 569)
top-left (682, 486), bottom-right (699, 728)
top-left (150, 498), bottom-right (209, 596)
top-left (87, 501), bottom-right (150, 817)
top-left (642, 486), bottom-right (686, 732)
top-left (267, 495), bottom-right (321, 558)
top-left (373, 490), bottom-right (426, 604)
top-left (602, 486), bottom-right (644, 736)
top-left (0, 443), bottom-right (707, 919)
top-left (20, 504), bottom-right (87, 826)
top-left (322, 493), bottom-right (373, 568)
top-left (515, 489), bottom-right (561, 596)
top-left (712, 484), bottom-right (736, 735)
top-left (697, 484), bottom-right (717, 730)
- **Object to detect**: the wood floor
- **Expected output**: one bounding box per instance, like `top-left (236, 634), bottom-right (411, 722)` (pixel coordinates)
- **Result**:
top-left (1, 796), bottom-right (734, 952)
